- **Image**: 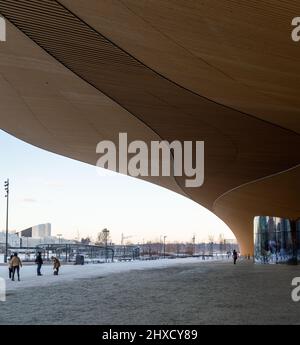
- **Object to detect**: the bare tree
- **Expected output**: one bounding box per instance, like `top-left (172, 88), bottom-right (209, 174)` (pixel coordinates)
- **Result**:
top-left (219, 233), bottom-right (225, 254)
top-left (95, 228), bottom-right (111, 246)
top-left (208, 235), bottom-right (214, 255)
top-left (80, 237), bottom-right (91, 245)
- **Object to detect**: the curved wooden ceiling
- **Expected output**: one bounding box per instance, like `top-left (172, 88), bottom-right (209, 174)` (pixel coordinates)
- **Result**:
top-left (1, 0), bottom-right (300, 253)
top-left (60, 0), bottom-right (300, 133)
top-left (0, 19), bottom-right (184, 196)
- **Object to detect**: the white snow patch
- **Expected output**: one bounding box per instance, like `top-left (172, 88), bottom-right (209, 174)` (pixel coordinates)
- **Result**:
top-left (0, 257), bottom-right (222, 292)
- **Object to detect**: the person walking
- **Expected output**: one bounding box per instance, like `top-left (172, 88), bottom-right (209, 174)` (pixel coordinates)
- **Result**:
top-left (35, 251), bottom-right (43, 276)
top-left (52, 256), bottom-right (61, 275)
top-left (11, 252), bottom-right (22, 281)
top-left (8, 254), bottom-right (13, 279)
top-left (233, 249), bottom-right (238, 265)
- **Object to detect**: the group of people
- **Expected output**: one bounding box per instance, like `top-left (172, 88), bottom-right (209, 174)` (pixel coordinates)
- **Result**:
top-left (8, 252), bottom-right (61, 281)
top-left (35, 251), bottom-right (61, 276)
top-left (8, 252), bottom-right (23, 281)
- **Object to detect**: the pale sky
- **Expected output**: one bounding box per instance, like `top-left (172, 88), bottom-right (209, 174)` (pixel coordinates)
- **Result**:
top-left (0, 130), bottom-right (235, 244)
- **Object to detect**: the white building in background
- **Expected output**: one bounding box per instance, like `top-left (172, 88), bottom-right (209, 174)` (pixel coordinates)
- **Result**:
top-left (20, 235), bottom-right (74, 247)
top-left (19, 223), bottom-right (51, 238)
top-left (0, 231), bottom-right (20, 247)
top-left (16, 223), bottom-right (73, 247)
top-left (32, 223), bottom-right (51, 237)
top-left (0, 224), bottom-right (74, 249)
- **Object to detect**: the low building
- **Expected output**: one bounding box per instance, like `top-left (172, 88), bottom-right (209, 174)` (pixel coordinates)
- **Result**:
top-left (0, 231), bottom-right (20, 247)
top-left (19, 223), bottom-right (51, 238)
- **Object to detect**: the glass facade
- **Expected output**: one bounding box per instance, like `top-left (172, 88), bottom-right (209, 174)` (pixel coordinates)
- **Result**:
top-left (254, 216), bottom-right (294, 264)
top-left (297, 220), bottom-right (300, 262)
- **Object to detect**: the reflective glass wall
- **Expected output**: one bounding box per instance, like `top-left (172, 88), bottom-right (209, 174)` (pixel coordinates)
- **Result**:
top-left (254, 216), bottom-right (294, 264)
top-left (297, 220), bottom-right (300, 262)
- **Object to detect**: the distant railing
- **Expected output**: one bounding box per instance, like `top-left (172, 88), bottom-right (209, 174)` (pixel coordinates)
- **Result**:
top-left (36, 243), bottom-right (115, 263)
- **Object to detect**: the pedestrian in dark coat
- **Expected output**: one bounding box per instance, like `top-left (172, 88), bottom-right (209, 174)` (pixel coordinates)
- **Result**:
top-left (233, 249), bottom-right (238, 265)
top-left (35, 251), bottom-right (44, 276)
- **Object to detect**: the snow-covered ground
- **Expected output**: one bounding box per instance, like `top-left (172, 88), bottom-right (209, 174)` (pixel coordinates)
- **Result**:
top-left (0, 259), bottom-right (299, 325)
top-left (0, 257), bottom-right (222, 291)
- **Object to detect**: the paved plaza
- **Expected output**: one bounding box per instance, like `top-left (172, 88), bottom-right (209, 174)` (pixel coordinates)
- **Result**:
top-left (0, 260), bottom-right (300, 324)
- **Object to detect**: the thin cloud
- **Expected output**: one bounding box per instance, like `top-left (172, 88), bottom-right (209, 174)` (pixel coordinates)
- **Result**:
top-left (21, 198), bottom-right (38, 203)
top-left (45, 180), bottom-right (65, 189)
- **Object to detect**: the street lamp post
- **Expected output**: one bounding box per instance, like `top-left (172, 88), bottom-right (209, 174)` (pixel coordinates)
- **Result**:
top-left (163, 235), bottom-right (167, 259)
top-left (4, 179), bottom-right (9, 263)
top-left (57, 234), bottom-right (62, 244)
top-left (103, 228), bottom-right (109, 263)
top-left (159, 235), bottom-right (162, 258)
top-left (192, 235), bottom-right (196, 256)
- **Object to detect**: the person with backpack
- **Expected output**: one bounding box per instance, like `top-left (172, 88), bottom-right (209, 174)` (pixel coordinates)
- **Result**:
top-left (11, 252), bottom-right (22, 281)
top-left (35, 251), bottom-right (43, 276)
top-left (52, 256), bottom-right (61, 275)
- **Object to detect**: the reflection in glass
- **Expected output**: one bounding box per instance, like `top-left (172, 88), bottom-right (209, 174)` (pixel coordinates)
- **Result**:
top-left (297, 220), bottom-right (300, 261)
top-left (254, 216), bottom-right (293, 264)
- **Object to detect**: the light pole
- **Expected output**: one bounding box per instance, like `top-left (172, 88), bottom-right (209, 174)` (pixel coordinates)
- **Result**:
top-left (163, 235), bottom-right (167, 259)
top-left (192, 235), bottom-right (196, 256)
top-left (121, 233), bottom-right (133, 259)
top-left (57, 234), bottom-right (62, 244)
top-left (159, 235), bottom-right (162, 257)
top-left (4, 179), bottom-right (9, 263)
top-left (103, 228), bottom-right (109, 263)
